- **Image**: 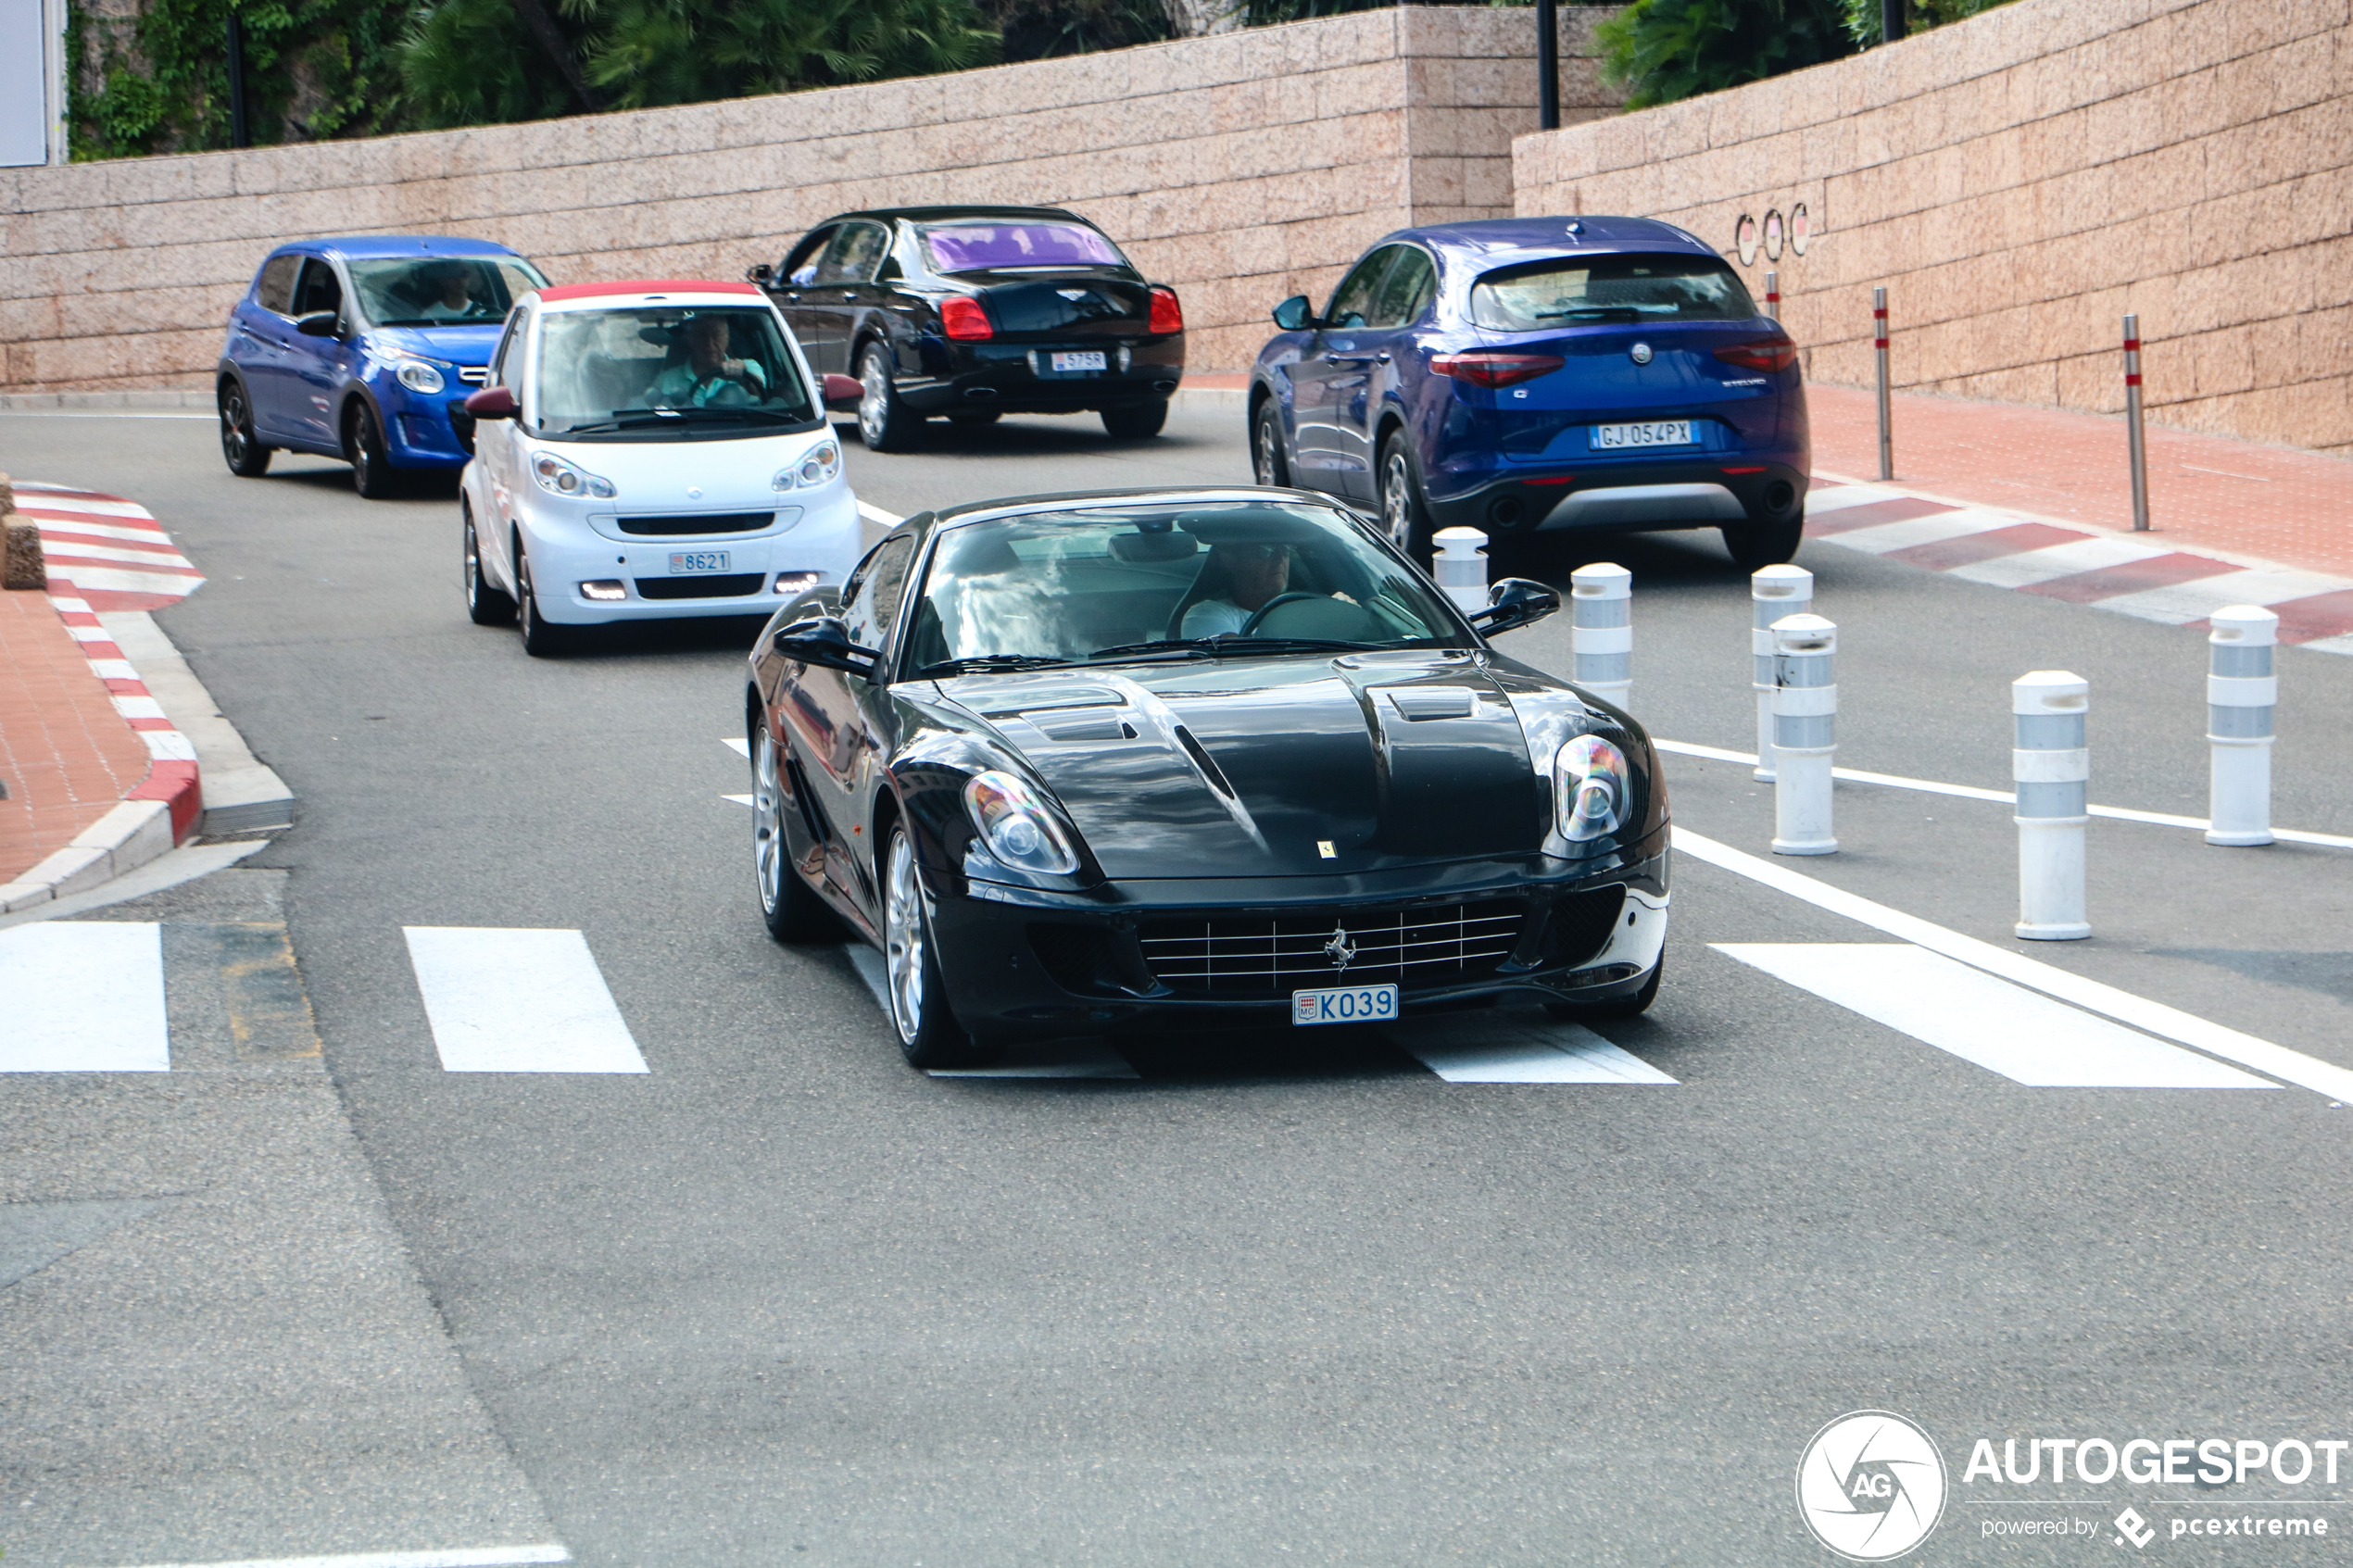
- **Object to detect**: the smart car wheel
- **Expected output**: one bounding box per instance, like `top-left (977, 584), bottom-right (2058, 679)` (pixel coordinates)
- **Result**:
top-left (347, 401), bottom-right (399, 499)
top-left (218, 381), bottom-right (271, 478)
top-left (1721, 515), bottom-right (1806, 571)
top-left (756, 728), bottom-right (841, 943)
top-left (857, 343), bottom-right (923, 452)
top-left (1252, 400), bottom-right (1290, 486)
top-left (1378, 433), bottom-right (1434, 561)
top-left (462, 503), bottom-right (515, 626)
top-left (883, 822), bottom-right (990, 1069)
top-left (1101, 401), bottom-right (1168, 440)
top-left (514, 544), bottom-right (576, 657)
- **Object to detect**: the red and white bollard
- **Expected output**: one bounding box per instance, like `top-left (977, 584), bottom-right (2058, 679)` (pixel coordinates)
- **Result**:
top-left (1873, 286), bottom-right (1893, 482)
top-left (1432, 527), bottom-right (1490, 615)
top-left (1765, 270), bottom-right (1780, 322)
top-left (1751, 564), bottom-right (1813, 781)
top-left (2014, 671), bottom-right (2090, 940)
top-left (2124, 313), bottom-right (2151, 532)
top-left (2207, 605), bottom-right (2277, 847)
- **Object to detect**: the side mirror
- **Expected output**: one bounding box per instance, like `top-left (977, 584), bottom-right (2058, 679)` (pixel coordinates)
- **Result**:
top-left (1471, 577), bottom-right (1562, 633)
top-left (772, 614), bottom-right (880, 677)
top-left (1271, 295), bottom-right (1315, 332)
top-left (746, 262), bottom-right (776, 287)
top-left (463, 385), bottom-right (518, 421)
top-left (821, 373), bottom-right (862, 410)
top-left (295, 310), bottom-right (340, 338)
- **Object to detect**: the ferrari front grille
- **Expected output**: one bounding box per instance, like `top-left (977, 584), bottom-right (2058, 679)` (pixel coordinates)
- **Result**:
top-left (1138, 900), bottom-right (1526, 995)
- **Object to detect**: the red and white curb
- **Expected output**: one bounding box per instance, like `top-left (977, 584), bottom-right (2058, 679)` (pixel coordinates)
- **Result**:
top-left (10, 481), bottom-right (205, 611)
top-left (1805, 477), bottom-right (2353, 653)
top-left (0, 486), bottom-right (207, 911)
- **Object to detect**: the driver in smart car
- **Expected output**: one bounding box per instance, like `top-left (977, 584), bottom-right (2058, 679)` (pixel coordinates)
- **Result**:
top-left (648, 313), bottom-right (769, 408)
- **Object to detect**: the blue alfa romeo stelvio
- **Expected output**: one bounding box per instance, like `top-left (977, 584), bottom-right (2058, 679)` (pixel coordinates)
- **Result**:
top-left (1249, 216), bottom-right (1808, 570)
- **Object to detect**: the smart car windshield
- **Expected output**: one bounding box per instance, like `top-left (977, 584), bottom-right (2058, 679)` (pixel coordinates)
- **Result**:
top-left (905, 503), bottom-right (1466, 674)
top-left (918, 221), bottom-right (1129, 273)
top-left (1472, 253), bottom-right (1756, 330)
top-left (348, 257), bottom-right (546, 327)
top-left (535, 306), bottom-right (817, 435)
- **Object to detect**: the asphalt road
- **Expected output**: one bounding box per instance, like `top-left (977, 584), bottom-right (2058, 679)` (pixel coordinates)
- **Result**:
top-left (6, 402), bottom-right (2352, 1567)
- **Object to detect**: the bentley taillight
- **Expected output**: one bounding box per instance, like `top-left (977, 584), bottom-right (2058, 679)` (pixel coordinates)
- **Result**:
top-left (1149, 286), bottom-right (1184, 334)
top-left (940, 295), bottom-right (993, 341)
top-left (1430, 351), bottom-right (1564, 388)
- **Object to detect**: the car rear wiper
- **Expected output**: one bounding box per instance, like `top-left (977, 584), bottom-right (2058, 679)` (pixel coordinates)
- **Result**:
top-left (1534, 307), bottom-right (1644, 321)
top-left (1088, 635), bottom-right (1373, 661)
top-left (918, 654), bottom-right (1076, 677)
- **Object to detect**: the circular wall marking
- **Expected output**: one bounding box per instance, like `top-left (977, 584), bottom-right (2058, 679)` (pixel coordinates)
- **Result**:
top-left (1764, 208), bottom-right (1785, 261)
top-left (1791, 203), bottom-right (1811, 256)
top-left (1735, 213), bottom-right (1759, 267)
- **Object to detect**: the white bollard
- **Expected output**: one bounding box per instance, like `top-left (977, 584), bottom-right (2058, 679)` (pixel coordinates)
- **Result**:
top-left (2013, 671), bottom-right (2090, 940)
top-left (1769, 613), bottom-right (1837, 855)
top-left (1570, 561), bottom-right (1631, 708)
top-left (2207, 605), bottom-right (2277, 847)
top-left (1433, 527), bottom-right (1490, 615)
top-left (1751, 564), bottom-right (1813, 782)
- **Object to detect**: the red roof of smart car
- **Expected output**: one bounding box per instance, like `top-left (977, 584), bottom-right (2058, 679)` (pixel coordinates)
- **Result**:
top-left (536, 279), bottom-right (761, 303)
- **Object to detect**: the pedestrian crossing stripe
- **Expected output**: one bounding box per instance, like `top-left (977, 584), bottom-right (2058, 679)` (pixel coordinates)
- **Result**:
top-left (0, 922), bottom-right (169, 1072)
top-left (403, 927), bottom-right (648, 1074)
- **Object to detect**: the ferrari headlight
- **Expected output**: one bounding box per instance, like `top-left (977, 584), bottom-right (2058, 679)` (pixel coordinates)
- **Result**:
top-left (1554, 734), bottom-right (1630, 844)
top-left (394, 358), bottom-right (446, 395)
top-left (531, 451), bottom-right (615, 499)
top-left (963, 770), bottom-right (1079, 875)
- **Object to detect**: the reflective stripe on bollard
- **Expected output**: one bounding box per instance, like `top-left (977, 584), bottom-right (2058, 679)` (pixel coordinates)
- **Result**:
top-left (1751, 564), bottom-right (1813, 782)
top-left (1770, 613), bottom-right (1836, 856)
top-left (1432, 526), bottom-right (1490, 616)
top-left (2014, 671), bottom-right (2090, 940)
top-left (2207, 604), bottom-right (2277, 847)
top-left (1570, 561), bottom-right (1631, 708)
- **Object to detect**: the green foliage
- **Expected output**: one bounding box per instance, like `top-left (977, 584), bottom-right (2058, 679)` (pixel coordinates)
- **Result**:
top-left (1596, 0), bottom-right (1855, 109)
top-left (976, 0), bottom-right (1168, 61)
top-left (399, 0), bottom-right (1002, 128)
top-left (1838, 0), bottom-right (2013, 48)
top-left (69, 0), bottom-right (413, 159)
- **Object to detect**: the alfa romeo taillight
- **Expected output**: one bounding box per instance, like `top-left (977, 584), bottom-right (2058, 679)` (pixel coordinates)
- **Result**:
top-left (1430, 351), bottom-right (1565, 389)
top-left (1712, 337), bottom-right (1799, 372)
top-left (941, 295), bottom-right (993, 341)
top-left (1149, 286), bottom-right (1184, 334)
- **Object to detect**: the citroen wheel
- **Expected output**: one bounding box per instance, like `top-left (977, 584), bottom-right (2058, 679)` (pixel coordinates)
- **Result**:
top-left (219, 380), bottom-right (272, 477)
top-left (347, 401), bottom-right (399, 499)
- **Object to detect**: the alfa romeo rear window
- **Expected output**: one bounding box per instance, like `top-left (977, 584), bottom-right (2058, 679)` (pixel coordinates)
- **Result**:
top-left (1471, 254), bottom-right (1755, 331)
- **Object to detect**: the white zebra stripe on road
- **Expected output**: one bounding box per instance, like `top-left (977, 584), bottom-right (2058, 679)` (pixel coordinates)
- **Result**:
top-left (1394, 1014), bottom-right (1677, 1084)
top-left (404, 928), bottom-right (648, 1073)
top-left (0, 922), bottom-right (170, 1073)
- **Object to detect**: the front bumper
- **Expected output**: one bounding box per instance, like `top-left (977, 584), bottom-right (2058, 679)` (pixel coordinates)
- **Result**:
top-left (522, 492), bottom-right (863, 624)
top-left (903, 338), bottom-right (1186, 416)
top-left (1428, 458), bottom-right (1809, 536)
top-left (380, 382), bottom-right (483, 471)
top-left (923, 844), bottom-right (1670, 1045)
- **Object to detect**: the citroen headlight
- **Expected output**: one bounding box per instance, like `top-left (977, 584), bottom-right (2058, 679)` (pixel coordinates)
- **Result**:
top-left (394, 358), bottom-right (446, 395)
top-left (963, 770), bottom-right (1079, 875)
top-left (1554, 734), bottom-right (1630, 845)
top-left (531, 451), bottom-right (616, 499)
top-left (776, 440), bottom-right (840, 491)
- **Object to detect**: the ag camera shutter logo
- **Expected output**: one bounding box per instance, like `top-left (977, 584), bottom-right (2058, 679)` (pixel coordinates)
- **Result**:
top-left (1796, 1411), bottom-right (1948, 1560)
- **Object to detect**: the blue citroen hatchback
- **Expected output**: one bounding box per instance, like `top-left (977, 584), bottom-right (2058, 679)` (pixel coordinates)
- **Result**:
top-left (216, 235), bottom-right (548, 497)
top-left (1248, 216), bottom-right (1808, 569)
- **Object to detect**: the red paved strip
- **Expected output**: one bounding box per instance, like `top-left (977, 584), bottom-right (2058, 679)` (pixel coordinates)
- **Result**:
top-left (2257, 590), bottom-right (2353, 646)
top-left (1804, 495), bottom-right (1957, 535)
top-left (1881, 521), bottom-right (2085, 571)
top-left (2020, 552), bottom-right (2239, 603)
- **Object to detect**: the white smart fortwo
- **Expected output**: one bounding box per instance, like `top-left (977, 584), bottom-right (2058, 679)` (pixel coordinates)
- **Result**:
top-left (458, 279), bottom-right (864, 654)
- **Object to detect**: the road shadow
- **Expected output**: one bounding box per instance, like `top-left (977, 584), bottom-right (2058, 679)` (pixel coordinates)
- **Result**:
top-left (833, 415), bottom-right (1218, 463)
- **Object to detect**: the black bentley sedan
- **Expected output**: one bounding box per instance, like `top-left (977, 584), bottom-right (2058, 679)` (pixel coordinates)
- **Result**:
top-left (744, 487), bottom-right (1670, 1069)
top-left (748, 206), bottom-right (1185, 451)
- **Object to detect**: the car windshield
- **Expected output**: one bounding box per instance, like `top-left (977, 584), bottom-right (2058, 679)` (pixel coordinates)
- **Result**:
top-left (535, 306), bottom-right (816, 433)
top-left (1471, 253), bottom-right (1756, 330)
top-left (917, 221), bottom-right (1129, 273)
top-left (347, 257), bottom-right (546, 327)
top-left (903, 502), bottom-right (1466, 673)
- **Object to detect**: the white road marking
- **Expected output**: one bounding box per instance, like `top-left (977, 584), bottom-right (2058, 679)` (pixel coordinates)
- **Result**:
top-left (1396, 1014), bottom-right (1676, 1084)
top-left (0, 922), bottom-right (170, 1072)
top-left (105, 1548), bottom-right (571, 1568)
top-left (856, 500), bottom-right (900, 527)
top-left (1827, 508), bottom-right (2017, 554)
top-left (721, 793), bottom-right (755, 806)
top-left (844, 943), bottom-right (892, 1012)
top-left (2098, 568), bottom-right (2351, 625)
top-left (1946, 535), bottom-right (2168, 589)
top-left (403, 928), bottom-right (648, 1073)
top-left (1674, 828), bottom-right (2353, 1100)
top-left (38, 564), bottom-right (208, 595)
top-left (1654, 740), bottom-right (2353, 850)
top-left (1715, 944), bottom-right (2272, 1088)
top-left (841, 945), bottom-right (1138, 1078)
top-left (1801, 484), bottom-right (1907, 515)
top-left (722, 736), bottom-right (749, 759)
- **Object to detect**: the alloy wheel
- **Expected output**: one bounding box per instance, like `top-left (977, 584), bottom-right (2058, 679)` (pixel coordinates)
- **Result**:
top-left (220, 391), bottom-right (248, 467)
top-left (884, 830), bottom-right (925, 1046)
top-left (859, 356), bottom-right (890, 448)
top-left (1382, 449), bottom-right (1416, 551)
top-left (754, 731), bottom-right (785, 916)
top-left (1254, 418), bottom-right (1279, 484)
top-left (463, 519), bottom-right (483, 605)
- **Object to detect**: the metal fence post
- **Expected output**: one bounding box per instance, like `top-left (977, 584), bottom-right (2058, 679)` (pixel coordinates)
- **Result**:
top-left (1432, 526), bottom-right (1490, 616)
top-left (1569, 561), bottom-right (1631, 709)
top-left (1765, 269), bottom-right (1780, 322)
top-left (1874, 286), bottom-right (1893, 481)
top-left (2013, 671), bottom-right (2090, 940)
top-left (1770, 614), bottom-right (1837, 855)
top-left (2207, 605), bottom-right (2277, 847)
top-left (2124, 313), bottom-right (2150, 532)
top-left (1751, 564), bottom-right (1812, 782)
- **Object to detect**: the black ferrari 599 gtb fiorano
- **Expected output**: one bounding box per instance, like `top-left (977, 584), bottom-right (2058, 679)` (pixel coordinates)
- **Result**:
top-left (744, 487), bottom-right (1668, 1068)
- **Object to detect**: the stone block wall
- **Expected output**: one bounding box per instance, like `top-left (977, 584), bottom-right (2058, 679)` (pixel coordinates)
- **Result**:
top-left (1514, 0), bottom-right (2352, 457)
top-left (1, 6), bottom-right (1619, 391)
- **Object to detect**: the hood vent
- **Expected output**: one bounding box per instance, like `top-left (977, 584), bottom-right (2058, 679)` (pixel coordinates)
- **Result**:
top-left (1171, 725), bottom-right (1237, 798)
top-left (1378, 687), bottom-right (1476, 721)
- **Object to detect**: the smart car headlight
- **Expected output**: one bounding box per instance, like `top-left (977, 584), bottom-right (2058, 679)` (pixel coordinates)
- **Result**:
top-left (963, 770), bottom-right (1079, 875)
top-left (1554, 734), bottom-right (1630, 845)
top-left (394, 358), bottom-right (446, 395)
top-left (531, 451), bottom-right (615, 499)
top-left (775, 440), bottom-right (840, 491)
